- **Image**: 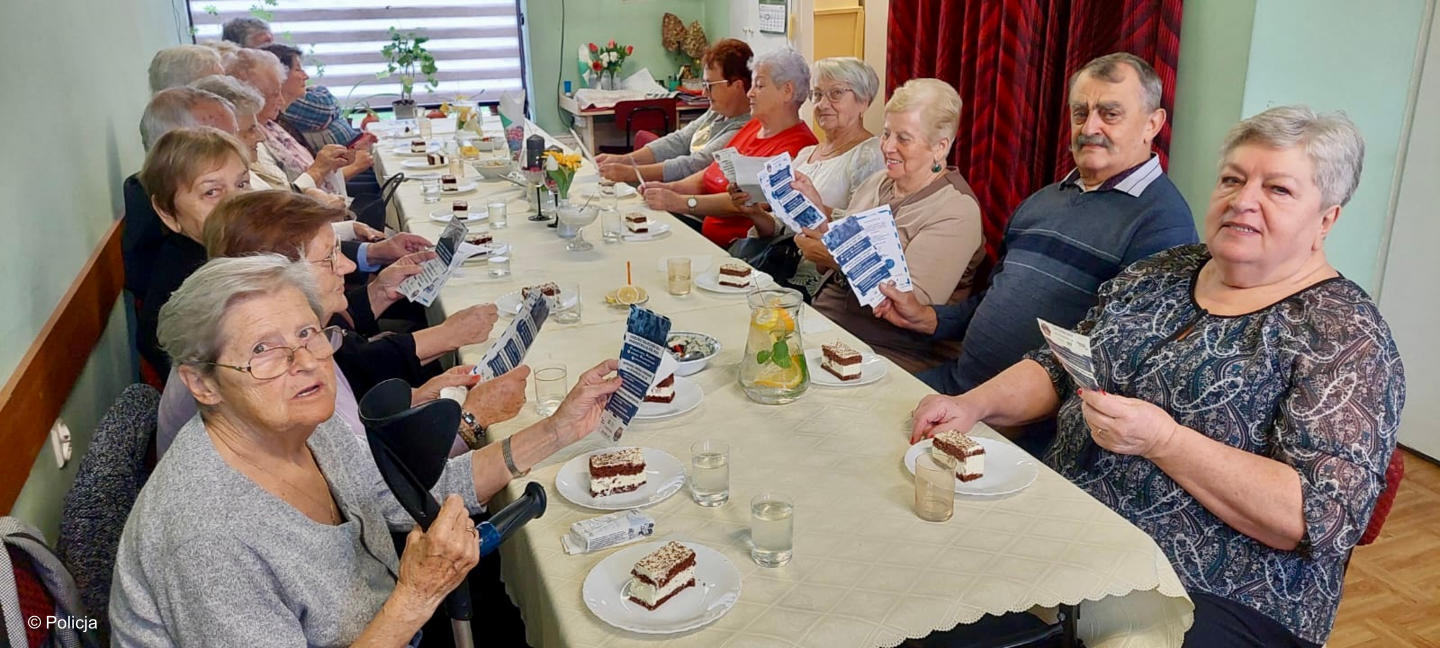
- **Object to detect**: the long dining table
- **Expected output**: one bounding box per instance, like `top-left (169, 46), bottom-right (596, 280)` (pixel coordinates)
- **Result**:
top-left (370, 116), bottom-right (1193, 647)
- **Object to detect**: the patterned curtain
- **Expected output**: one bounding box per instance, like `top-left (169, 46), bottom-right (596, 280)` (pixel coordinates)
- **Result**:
top-left (887, 0), bottom-right (1183, 265)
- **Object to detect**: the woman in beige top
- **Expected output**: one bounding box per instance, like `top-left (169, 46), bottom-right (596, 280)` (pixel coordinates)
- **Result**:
top-left (791, 78), bottom-right (984, 373)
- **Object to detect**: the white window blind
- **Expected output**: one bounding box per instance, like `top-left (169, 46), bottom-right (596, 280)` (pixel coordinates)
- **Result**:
top-left (189, 0), bottom-right (525, 109)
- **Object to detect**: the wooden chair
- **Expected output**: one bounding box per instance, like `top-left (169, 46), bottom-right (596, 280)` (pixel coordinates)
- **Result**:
top-left (598, 98), bottom-right (678, 154)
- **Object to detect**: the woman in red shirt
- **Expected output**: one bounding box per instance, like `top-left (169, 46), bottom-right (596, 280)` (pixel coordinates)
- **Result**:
top-left (642, 47), bottom-right (818, 248)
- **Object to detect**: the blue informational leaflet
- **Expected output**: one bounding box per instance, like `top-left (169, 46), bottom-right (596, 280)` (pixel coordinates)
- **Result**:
top-left (599, 306), bottom-right (673, 442)
top-left (820, 206), bottom-right (912, 307)
top-left (472, 291), bottom-right (551, 379)
top-left (757, 152), bottom-right (827, 232)
top-left (398, 216), bottom-right (469, 307)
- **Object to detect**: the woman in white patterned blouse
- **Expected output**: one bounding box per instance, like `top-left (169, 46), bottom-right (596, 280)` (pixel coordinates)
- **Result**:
top-left (909, 106), bottom-right (1405, 647)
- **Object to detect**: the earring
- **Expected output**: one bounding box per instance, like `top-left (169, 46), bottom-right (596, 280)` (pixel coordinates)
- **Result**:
top-left (931, 160), bottom-right (943, 173)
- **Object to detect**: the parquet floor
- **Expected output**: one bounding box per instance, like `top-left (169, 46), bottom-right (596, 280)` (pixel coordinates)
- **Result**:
top-left (1330, 449), bottom-right (1440, 647)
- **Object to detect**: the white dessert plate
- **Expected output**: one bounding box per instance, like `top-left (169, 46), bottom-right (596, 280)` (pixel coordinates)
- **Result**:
top-left (392, 142), bottom-right (441, 156)
top-left (805, 347), bottom-right (888, 387)
top-left (494, 287), bottom-right (579, 315)
top-left (429, 209), bottom-right (487, 222)
top-left (579, 184), bottom-right (640, 200)
top-left (456, 241), bottom-right (509, 262)
top-left (582, 541), bottom-right (741, 634)
top-left (403, 157), bottom-right (449, 170)
top-left (439, 181), bottom-right (479, 195)
top-left (634, 376), bottom-right (702, 420)
top-left (694, 269), bottom-right (774, 295)
top-left (621, 221), bottom-right (671, 242)
top-left (903, 437), bottom-right (1039, 496)
top-left (556, 447), bottom-right (685, 510)
top-left (654, 255), bottom-right (712, 274)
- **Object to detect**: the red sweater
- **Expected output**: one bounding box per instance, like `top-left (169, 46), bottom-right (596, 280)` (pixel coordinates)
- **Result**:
top-left (698, 118), bottom-right (817, 248)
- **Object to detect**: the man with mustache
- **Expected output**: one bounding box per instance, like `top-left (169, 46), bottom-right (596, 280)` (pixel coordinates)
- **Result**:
top-left (875, 52), bottom-right (1196, 450)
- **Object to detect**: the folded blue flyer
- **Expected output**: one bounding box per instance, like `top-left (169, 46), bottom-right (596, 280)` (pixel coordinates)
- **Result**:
top-left (598, 306), bottom-right (672, 442)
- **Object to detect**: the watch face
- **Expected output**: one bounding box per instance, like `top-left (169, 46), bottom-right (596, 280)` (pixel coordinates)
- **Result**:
top-left (687, 197), bottom-right (698, 208)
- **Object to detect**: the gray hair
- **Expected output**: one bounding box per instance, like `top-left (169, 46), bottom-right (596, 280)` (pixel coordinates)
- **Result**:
top-left (158, 254), bottom-right (325, 370)
top-left (224, 48), bottom-right (285, 89)
top-left (1068, 52), bottom-right (1163, 114)
top-left (752, 47), bottom-right (811, 110)
top-left (190, 74), bottom-right (264, 116)
top-left (1220, 105), bottom-right (1366, 208)
top-left (814, 57), bottom-right (880, 106)
top-left (148, 45), bottom-right (223, 94)
top-left (885, 78), bottom-right (962, 145)
top-left (222, 16), bottom-right (272, 47)
top-left (140, 87), bottom-right (235, 150)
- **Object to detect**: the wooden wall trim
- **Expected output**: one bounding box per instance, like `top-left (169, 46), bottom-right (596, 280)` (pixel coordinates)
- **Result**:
top-left (0, 218), bottom-right (126, 513)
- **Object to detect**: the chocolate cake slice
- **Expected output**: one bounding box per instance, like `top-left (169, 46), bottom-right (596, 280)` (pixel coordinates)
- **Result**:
top-left (589, 447), bottom-right (647, 497)
top-left (932, 429), bottom-right (985, 482)
top-left (628, 541), bottom-right (696, 610)
top-left (821, 341), bottom-right (863, 381)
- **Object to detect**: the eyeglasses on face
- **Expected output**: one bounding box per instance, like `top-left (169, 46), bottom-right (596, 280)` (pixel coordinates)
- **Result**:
top-left (810, 87), bottom-right (855, 103)
top-left (203, 325), bottom-right (342, 381)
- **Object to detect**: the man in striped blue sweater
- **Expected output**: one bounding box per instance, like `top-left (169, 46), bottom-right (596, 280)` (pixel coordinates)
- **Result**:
top-left (876, 53), bottom-right (1197, 422)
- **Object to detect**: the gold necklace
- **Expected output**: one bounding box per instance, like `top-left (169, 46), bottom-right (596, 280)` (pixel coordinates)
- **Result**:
top-left (213, 432), bottom-right (342, 525)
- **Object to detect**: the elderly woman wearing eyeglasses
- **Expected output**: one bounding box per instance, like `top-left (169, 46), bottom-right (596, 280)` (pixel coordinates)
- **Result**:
top-left (597, 38), bottom-right (754, 184)
top-left (641, 46), bottom-right (818, 248)
top-left (111, 254), bottom-right (622, 647)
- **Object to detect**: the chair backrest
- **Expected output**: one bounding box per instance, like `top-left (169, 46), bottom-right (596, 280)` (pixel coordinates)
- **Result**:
top-left (2, 517), bottom-right (97, 647)
top-left (1359, 450), bottom-right (1406, 545)
top-left (56, 384), bottom-right (160, 636)
top-left (613, 99), bottom-right (678, 150)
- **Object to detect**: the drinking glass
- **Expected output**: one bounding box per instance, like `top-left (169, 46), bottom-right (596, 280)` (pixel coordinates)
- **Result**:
top-left (600, 206), bottom-right (622, 243)
top-left (914, 452), bottom-right (956, 522)
top-left (666, 257), bottom-right (692, 296)
top-left (486, 255), bottom-right (510, 278)
top-left (417, 116), bottom-right (432, 139)
top-left (750, 492), bottom-right (793, 567)
top-left (689, 440), bottom-right (729, 507)
top-left (487, 201), bottom-right (508, 229)
top-left (533, 363), bottom-right (567, 416)
top-left (551, 283), bottom-right (582, 324)
top-left (421, 177), bottom-right (441, 204)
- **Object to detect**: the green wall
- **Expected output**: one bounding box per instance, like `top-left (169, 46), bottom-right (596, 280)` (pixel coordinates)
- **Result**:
top-left (522, 0), bottom-right (725, 133)
top-left (0, 0), bottom-right (182, 538)
top-left (1167, 0), bottom-right (1256, 220)
top-left (1168, 0), bottom-right (1428, 292)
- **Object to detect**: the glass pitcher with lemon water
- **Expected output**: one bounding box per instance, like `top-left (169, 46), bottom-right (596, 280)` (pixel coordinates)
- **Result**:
top-left (739, 288), bottom-right (809, 404)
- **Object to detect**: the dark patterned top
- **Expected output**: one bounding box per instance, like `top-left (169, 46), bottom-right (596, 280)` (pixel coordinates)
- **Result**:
top-left (1029, 245), bottom-right (1406, 645)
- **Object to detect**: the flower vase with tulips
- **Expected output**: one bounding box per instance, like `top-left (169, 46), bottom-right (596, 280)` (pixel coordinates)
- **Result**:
top-left (544, 150), bottom-right (583, 200)
top-left (588, 40), bottom-right (634, 90)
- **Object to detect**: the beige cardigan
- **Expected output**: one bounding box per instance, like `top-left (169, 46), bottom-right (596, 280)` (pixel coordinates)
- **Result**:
top-left (813, 169), bottom-right (985, 373)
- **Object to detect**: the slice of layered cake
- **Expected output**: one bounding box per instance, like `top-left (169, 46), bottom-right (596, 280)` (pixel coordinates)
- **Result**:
top-left (821, 341), bottom-right (863, 381)
top-left (932, 429), bottom-right (985, 482)
top-left (427, 152), bottom-right (447, 166)
top-left (521, 282), bottom-right (560, 300)
top-left (625, 213), bottom-right (650, 233)
top-left (452, 200), bottom-right (469, 216)
top-left (644, 352), bottom-right (679, 404)
top-left (628, 541), bottom-right (696, 610)
top-left (409, 139), bottom-right (428, 153)
top-left (717, 262), bottom-right (752, 289)
top-left (440, 174), bottom-right (458, 190)
top-left (589, 447), bottom-right (647, 497)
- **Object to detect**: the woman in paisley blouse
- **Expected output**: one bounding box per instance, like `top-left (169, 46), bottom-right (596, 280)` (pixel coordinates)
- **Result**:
top-left (910, 105), bottom-right (1405, 647)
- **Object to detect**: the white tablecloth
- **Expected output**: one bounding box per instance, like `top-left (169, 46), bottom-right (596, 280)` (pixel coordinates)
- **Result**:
top-left (372, 119), bottom-right (1193, 647)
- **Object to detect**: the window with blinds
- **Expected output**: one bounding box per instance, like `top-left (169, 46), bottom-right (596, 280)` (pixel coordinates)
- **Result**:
top-left (188, 0), bottom-right (525, 109)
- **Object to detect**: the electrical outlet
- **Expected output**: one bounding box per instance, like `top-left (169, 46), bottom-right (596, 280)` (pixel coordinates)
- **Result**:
top-left (50, 418), bottom-right (73, 469)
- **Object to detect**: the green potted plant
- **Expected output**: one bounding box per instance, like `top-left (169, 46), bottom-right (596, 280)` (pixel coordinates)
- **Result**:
top-left (379, 27), bottom-right (438, 119)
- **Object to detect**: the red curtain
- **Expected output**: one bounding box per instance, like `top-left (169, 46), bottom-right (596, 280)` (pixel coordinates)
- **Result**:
top-left (887, 0), bottom-right (1183, 264)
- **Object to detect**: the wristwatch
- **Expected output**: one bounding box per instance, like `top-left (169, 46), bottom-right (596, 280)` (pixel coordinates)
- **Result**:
top-left (458, 410), bottom-right (487, 450)
top-left (685, 196), bottom-right (698, 213)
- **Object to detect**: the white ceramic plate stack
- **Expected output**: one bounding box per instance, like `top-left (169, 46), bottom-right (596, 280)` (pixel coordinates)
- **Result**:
top-left (805, 347), bottom-right (889, 387)
top-left (554, 447), bottom-right (686, 510)
top-left (903, 437), bottom-right (1040, 496)
top-left (582, 541), bottom-right (741, 634)
top-left (633, 377), bottom-right (703, 420)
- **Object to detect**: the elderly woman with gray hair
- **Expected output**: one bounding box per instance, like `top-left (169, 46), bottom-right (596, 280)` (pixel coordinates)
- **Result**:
top-left (911, 106), bottom-right (1405, 647)
top-left (789, 78), bottom-right (984, 372)
top-left (642, 46), bottom-right (818, 248)
top-left (147, 45), bottom-right (223, 94)
top-left (226, 48), bottom-right (352, 195)
top-left (111, 254), bottom-right (623, 646)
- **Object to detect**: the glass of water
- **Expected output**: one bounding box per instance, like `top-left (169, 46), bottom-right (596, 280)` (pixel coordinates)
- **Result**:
top-left (599, 206), bottom-right (622, 243)
top-left (689, 440), bottom-right (729, 507)
top-left (914, 451), bottom-right (956, 522)
top-left (667, 257), bottom-right (692, 296)
top-left (533, 362), bottom-right (567, 416)
top-left (551, 283), bottom-right (582, 324)
top-left (421, 177), bottom-right (441, 204)
top-left (417, 116), bottom-right (432, 139)
top-left (750, 492), bottom-right (793, 567)
top-left (487, 255), bottom-right (510, 278)
top-left (487, 201), bottom-right (508, 229)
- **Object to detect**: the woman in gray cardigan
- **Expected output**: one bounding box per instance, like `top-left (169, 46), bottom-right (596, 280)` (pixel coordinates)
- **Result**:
top-left (110, 255), bottom-right (622, 647)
